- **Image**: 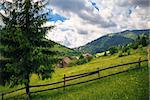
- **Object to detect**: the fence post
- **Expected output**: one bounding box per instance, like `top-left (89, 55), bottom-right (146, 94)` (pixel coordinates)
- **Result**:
top-left (63, 74), bottom-right (66, 91)
top-left (138, 57), bottom-right (141, 69)
top-left (2, 93), bottom-right (4, 100)
top-left (97, 68), bottom-right (100, 78)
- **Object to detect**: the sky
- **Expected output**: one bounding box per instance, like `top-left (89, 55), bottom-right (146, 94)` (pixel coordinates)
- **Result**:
top-left (1, 0), bottom-right (150, 48)
top-left (45, 0), bottom-right (149, 48)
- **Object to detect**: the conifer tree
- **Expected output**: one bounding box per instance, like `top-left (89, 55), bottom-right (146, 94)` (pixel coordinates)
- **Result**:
top-left (0, 0), bottom-right (57, 98)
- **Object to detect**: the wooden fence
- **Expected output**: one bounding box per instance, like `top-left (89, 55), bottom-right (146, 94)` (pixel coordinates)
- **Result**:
top-left (1, 58), bottom-right (148, 100)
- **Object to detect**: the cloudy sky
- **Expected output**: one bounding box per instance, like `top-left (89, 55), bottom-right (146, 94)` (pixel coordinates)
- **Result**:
top-left (45, 0), bottom-right (149, 48)
top-left (1, 0), bottom-right (150, 48)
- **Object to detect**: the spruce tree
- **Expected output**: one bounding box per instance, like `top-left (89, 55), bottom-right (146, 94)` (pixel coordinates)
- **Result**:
top-left (0, 0), bottom-right (57, 98)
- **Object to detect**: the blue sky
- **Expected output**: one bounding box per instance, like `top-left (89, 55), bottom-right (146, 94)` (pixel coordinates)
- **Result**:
top-left (47, 13), bottom-right (67, 23)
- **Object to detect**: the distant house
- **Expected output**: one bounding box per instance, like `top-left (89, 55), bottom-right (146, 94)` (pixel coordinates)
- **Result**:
top-left (57, 57), bottom-right (72, 68)
top-left (83, 53), bottom-right (93, 58)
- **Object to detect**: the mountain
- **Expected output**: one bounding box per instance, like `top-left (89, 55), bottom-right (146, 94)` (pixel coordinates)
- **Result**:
top-left (77, 29), bottom-right (150, 54)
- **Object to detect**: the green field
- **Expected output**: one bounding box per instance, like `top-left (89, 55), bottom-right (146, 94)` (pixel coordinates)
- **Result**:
top-left (51, 44), bottom-right (81, 58)
top-left (0, 47), bottom-right (149, 100)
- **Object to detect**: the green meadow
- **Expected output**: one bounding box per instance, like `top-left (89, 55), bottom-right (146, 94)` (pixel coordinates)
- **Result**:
top-left (0, 47), bottom-right (149, 100)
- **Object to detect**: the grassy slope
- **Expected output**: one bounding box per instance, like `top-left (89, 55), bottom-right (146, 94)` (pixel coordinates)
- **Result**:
top-left (51, 44), bottom-right (73, 53)
top-left (0, 47), bottom-right (149, 100)
top-left (32, 65), bottom-right (148, 100)
top-left (50, 44), bottom-right (81, 60)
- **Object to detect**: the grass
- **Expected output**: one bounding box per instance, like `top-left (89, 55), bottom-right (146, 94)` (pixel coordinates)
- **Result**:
top-left (51, 44), bottom-right (80, 58)
top-left (0, 47), bottom-right (149, 100)
top-left (31, 65), bottom-right (149, 100)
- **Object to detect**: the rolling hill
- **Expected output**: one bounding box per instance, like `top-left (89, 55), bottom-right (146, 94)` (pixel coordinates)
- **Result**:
top-left (77, 29), bottom-right (150, 54)
top-left (51, 42), bottom-right (81, 58)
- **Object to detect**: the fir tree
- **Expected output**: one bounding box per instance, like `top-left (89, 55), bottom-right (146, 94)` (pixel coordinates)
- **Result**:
top-left (0, 0), bottom-right (57, 98)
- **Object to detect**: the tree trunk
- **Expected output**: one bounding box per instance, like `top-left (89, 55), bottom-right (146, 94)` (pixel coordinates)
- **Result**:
top-left (25, 74), bottom-right (30, 99)
top-left (26, 83), bottom-right (30, 98)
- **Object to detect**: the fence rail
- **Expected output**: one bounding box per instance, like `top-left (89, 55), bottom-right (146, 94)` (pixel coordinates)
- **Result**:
top-left (1, 58), bottom-right (148, 100)
top-left (30, 68), bottom-right (134, 94)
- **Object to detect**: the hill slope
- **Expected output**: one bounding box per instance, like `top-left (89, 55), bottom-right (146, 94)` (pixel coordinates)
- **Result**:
top-left (51, 42), bottom-right (81, 58)
top-left (77, 29), bottom-right (149, 54)
top-left (0, 47), bottom-right (148, 99)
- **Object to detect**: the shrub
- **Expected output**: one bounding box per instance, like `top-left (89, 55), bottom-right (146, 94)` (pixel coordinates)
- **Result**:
top-left (79, 54), bottom-right (84, 59)
top-left (68, 58), bottom-right (88, 67)
top-left (132, 42), bottom-right (139, 49)
top-left (86, 56), bottom-right (93, 61)
top-left (68, 60), bottom-right (78, 67)
top-left (138, 45), bottom-right (143, 48)
top-left (118, 51), bottom-right (123, 57)
top-left (127, 50), bottom-right (130, 55)
top-left (76, 58), bottom-right (88, 65)
top-left (104, 51), bottom-right (107, 56)
top-left (109, 47), bottom-right (118, 55)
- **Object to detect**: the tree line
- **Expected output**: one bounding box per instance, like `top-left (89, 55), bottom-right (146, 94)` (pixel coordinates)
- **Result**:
top-left (106, 33), bottom-right (149, 57)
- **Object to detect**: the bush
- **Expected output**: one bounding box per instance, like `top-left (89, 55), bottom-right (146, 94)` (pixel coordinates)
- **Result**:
top-left (122, 46), bottom-right (129, 53)
top-left (118, 48), bottom-right (131, 57)
top-left (68, 58), bottom-right (88, 67)
top-left (132, 42), bottom-right (139, 49)
top-left (138, 44), bottom-right (143, 48)
top-left (68, 60), bottom-right (78, 67)
top-left (118, 51), bottom-right (123, 57)
top-left (109, 47), bottom-right (118, 55)
top-left (127, 50), bottom-right (130, 55)
top-left (79, 54), bottom-right (84, 59)
top-left (104, 51), bottom-right (107, 56)
top-left (86, 56), bottom-right (93, 61)
top-left (76, 58), bottom-right (88, 65)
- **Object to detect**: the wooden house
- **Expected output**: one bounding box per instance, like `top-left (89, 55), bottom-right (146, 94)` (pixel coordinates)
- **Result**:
top-left (57, 57), bottom-right (72, 68)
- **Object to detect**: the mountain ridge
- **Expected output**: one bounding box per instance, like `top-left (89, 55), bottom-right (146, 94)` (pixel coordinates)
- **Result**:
top-left (76, 29), bottom-right (150, 54)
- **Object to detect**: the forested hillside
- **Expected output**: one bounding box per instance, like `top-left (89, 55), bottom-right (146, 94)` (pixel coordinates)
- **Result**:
top-left (77, 29), bottom-right (149, 54)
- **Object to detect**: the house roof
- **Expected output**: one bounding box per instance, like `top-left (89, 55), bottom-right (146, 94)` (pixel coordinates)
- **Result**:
top-left (63, 57), bottom-right (72, 64)
top-left (83, 53), bottom-right (92, 57)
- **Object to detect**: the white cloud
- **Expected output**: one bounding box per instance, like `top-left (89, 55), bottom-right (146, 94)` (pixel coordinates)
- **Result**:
top-left (46, 0), bottom-right (149, 48)
top-left (1, 0), bottom-right (149, 48)
top-left (46, 14), bottom-right (105, 48)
